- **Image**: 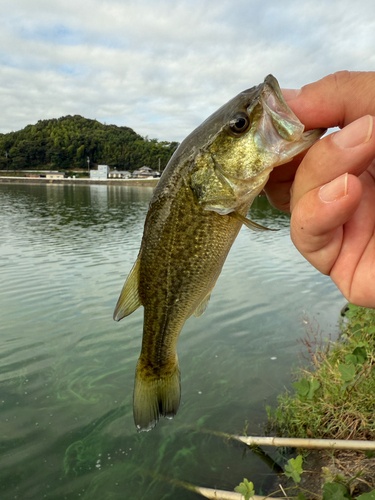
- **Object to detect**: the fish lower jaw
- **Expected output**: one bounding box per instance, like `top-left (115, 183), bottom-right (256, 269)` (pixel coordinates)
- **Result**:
top-left (203, 205), bottom-right (234, 216)
top-left (254, 86), bottom-right (326, 161)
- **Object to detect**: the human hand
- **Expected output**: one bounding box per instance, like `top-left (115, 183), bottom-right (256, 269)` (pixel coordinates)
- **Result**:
top-left (264, 71), bottom-right (375, 307)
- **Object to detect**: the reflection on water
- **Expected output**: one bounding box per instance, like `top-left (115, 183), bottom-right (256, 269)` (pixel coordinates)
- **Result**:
top-left (0, 183), bottom-right (344, 500)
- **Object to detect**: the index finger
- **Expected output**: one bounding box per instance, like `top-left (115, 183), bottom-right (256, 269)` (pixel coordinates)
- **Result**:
top-left (290, 114), bottom-right (375, 212)
top-left (283, 71), bottom-right (375, 130)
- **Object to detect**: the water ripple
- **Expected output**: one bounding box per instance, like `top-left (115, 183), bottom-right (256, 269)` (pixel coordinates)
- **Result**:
top-left (0, 183), bottom-right (345, 500)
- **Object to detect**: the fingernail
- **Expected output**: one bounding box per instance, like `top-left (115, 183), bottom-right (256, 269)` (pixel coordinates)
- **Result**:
top-left (319, 173), bottom-right (348, 203)
top-left (333, 115), bottom-right (373, 148)
top-left (281, 88), bottom-right (301, 101)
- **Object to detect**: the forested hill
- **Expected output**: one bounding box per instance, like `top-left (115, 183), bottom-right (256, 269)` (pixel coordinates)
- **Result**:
top-left (0, 115), bottom-right (179, 172)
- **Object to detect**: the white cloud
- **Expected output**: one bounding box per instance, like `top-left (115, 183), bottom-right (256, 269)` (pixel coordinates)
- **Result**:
top-left (1, 0), bottom-right (375, 141)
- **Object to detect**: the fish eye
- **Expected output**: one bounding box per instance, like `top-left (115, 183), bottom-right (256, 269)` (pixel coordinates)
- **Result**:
top-left (228, 112), bottom-right (250, 136)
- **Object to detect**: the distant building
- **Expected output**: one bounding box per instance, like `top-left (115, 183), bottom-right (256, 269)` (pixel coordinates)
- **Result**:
top-left (108, 170), bottom-right (131, 179)
top-left (131, 166), bottom-right (160, 178)
top-left (90, 165), bottom-right (110, 180)
top-left (44, 171), bottom-right (66, 179)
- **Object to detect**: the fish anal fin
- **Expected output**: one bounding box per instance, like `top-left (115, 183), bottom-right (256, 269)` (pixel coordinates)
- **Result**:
top-left (113, 257), bottom-right (142, 321)
top-left (133, 358), bottom-right (181, 432)
top-left (193, 293), bottom-right (211, 317)
top-left (232, 211), bottom-right (279, 232)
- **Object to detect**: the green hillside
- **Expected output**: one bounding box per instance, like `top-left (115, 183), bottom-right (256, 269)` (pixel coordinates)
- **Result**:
top-left (0, 115), bottom-right (179, 172)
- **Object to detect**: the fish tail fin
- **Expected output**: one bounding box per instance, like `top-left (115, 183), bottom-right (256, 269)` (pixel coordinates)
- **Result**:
top-left (133, 358), bottom-right (181, 432)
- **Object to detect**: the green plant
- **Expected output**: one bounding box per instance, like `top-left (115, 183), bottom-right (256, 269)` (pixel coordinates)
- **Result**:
top-left (235, 478), bottom-right (255, 500)
top-left (322, 481), bottom-right (351, 500)
top-left (235, 454), bottom-right (375, 500)
top-left (284, 455), bottom-right (304, 483)
top-left (293, 377), bottom-right (320, 401)
top-left (267, 305), bottom-right (375, 440)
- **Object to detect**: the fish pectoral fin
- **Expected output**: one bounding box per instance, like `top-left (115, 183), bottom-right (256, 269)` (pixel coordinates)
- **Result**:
top-left (113, 257), bottom-right (142, 321)
top-left (232, 211), bottom-right (279, 232)
top-left (193, 293), bottom-right (211, 317)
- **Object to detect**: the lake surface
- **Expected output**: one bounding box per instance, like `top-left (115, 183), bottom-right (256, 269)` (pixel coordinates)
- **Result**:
top-left (0, 182), bottom-right (345, 500)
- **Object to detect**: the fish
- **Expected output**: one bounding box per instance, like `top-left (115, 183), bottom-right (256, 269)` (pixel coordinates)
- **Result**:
top-left (113, 75), bottom-right (325, 432)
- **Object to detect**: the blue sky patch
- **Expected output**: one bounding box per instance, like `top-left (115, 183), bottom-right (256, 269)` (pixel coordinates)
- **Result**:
top-left (18, 22), bottom-right (83, 46)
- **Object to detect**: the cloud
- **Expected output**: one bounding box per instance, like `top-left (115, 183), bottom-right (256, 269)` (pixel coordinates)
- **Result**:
top-left (1, 0), bottom-right (375, 141)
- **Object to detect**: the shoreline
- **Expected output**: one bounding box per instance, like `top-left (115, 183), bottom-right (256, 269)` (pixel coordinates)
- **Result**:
top-left (0, 176), bottom-right (159, 187)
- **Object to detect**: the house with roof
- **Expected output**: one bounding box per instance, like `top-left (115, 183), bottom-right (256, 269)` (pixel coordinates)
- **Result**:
top-left (108, 170), bottom-right (131, 179)
top-left (45, 171), bottom-right (66, 179)
top-left (131, 166), bottom-right (160, 178)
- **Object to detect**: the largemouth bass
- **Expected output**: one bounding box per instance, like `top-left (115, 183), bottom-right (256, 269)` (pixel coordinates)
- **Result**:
top-left (114, 75), bottom-right (325, 432)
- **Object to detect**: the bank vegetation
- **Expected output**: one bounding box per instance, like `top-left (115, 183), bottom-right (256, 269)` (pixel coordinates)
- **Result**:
top-left (0, 115), bottom-right (179, 172)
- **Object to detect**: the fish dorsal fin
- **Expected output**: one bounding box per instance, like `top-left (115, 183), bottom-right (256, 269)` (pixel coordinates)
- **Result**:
top-left (232, 211), bottom-right (279, 232)
top-left (193, 293), bottom-right (211, 317)
top-left (113, 257), bottom-right (142, 321)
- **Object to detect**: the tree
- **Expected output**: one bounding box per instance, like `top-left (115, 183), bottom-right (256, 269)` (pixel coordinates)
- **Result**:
top-left (0, 115), bottom-right (179, 172)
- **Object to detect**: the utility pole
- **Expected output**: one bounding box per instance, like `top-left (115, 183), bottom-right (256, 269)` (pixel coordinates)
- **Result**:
top-left (87, 156), bottom-right (90, 172)
top-left (158, 157), bottom-right (161, 172)
top-left (5, 151), bottom-right (8, 172)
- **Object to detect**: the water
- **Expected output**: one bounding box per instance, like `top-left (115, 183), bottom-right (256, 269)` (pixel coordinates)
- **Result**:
top-left (0, 182), bottom-right (345, 500)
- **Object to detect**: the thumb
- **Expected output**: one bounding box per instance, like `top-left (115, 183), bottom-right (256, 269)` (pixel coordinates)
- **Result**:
top-left (289, 114), bottom-right (375, 276)
top-left (291, 172), bottom-right (363, 275)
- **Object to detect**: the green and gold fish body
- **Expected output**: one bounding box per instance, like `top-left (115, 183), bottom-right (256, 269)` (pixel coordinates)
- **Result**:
top-left (114, 75), bottom-right (325, 432)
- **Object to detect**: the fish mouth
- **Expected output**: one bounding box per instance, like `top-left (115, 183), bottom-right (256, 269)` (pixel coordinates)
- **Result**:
top-left (250, 75), bottom-right (326, 162)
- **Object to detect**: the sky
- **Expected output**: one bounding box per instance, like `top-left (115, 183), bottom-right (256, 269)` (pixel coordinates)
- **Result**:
top-left (1, 0), bottom-right (375, 143)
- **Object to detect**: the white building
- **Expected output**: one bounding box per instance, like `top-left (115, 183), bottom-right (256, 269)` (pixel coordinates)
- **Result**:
top-left (108, 170), bottom-right (131, 179)
top-left (90, 165), bottom-right (110, 180)
top-left (45, 171), bottom-right (66, 179)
